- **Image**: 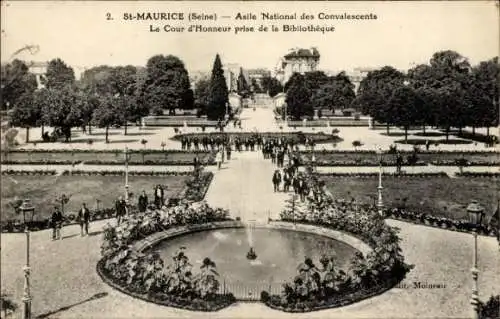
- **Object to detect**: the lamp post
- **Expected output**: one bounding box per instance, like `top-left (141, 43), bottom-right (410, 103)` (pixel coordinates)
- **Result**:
top-left (311, 145), bottom-right (316, 173)
top-left (124, 147), bottom-right (129, 202)
top-left (283, 102), bottom-right (288, 128)
top-left (18, 200), bottom-right (34, 319)
top-left (376, 148), bottom-right (384, 216)
top-left (467, 200), bottom-right (484, 319)
top-left (19, 199), bottom-right (35, 225)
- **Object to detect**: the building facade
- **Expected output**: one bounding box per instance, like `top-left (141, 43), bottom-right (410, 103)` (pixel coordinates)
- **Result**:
top-left (275, 48), bottom-right (320, 85)
top-left (27, 61), bottom-right (48, 89)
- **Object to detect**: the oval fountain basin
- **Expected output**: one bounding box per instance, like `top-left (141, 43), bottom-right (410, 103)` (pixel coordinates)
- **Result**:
top-left (152, 228), bottom-right (359, 286)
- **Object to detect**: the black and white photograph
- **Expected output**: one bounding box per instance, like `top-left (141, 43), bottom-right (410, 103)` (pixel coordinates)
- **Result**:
top-left (0, 1), bottom-right (499, 318)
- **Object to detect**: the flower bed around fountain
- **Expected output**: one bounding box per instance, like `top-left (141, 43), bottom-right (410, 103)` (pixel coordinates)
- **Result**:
top-left (97, 196), bottom-right (387, 310)
top-left (259, 172), bottom-right (413, 312)
top-left (97, 202), bottom-right (237, 311)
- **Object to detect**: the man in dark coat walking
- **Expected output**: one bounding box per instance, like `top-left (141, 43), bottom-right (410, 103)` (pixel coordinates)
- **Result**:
top-left (78, 203), bottom-right (91, 236)
top-left (298, 178), bottom-right (308, 202)
top-left (138, 190), bottom-right (148, 213)
top-left (272, 170), bottom-right (282, 192)
top-left (115, 196), bottom-right (127, 225)
top-left (51, 206), bottom-right (63, 240)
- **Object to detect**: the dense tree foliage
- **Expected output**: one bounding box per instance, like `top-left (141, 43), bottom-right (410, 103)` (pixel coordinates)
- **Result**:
top-left (44, 58), bottom-right (75, 89)
top-left (285, 74), bottom-right (313, 120)
top-left (285, 71), bottom-right (356, 118)
top-left (9, 92), bottom-right (40, 142)
top-left (139, 55), bottom-right (192, 116)
top-left (355, 50), bottom-right (499, 139)
top-left (354, 66), bottom-right (405, 134)
top-left (311, 71), bottom-right (356, 111)
top-left (92, 95), bottom-right (125, 143)
top-left (40, 87), bottom-right (84, 141)
top-left (194, 76), bottom-right (211, 114)
top-left (1, 59), bottom-right (37, 110)
top-left (260, 75), bottom-right (283, 97)
top-left (236, 67), bottom-right (250, 98)
top-left (206, 54), bottom-right (228, 120)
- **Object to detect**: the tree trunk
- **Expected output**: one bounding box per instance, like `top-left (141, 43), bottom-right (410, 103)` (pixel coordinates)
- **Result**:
top-left (458, 127), bottom-right (463, 134)
top-left (124, 122), bottom-right (128, 135)
top-left (472, 126), bottom-right (475, 136)
top-left (405, 126), bottom-right (408, 142)
top-left (41, 124), bottom-right (45, 136)
top-left (487, 127), bottom-right (490, 137)
top-left (422, 125), bottom-right (426, 134)
top-left (386, 123), bottom-right (390, 135)
top-left (25, 127), bottom-right (30, 143)
top-left (446, 127), bottom-right (450, 141)
top-left (88, 122), bottom-right (92, 135)
top-left (105, 126), bottom-right (109, 143)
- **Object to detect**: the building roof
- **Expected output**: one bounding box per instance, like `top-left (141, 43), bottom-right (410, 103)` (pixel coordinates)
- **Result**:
top-left (284, 48), bottom-right (320, 59)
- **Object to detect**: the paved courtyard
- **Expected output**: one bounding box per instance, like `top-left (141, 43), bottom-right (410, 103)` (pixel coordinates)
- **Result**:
top-left (6, 107), bottom-right (498, 152)
top-left (1, 146), bottom-right (499, 318)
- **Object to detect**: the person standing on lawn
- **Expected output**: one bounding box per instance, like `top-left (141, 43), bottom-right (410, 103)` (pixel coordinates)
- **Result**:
top-left (51, 206), bottom-right (63, 240)
top-left (138, 190), bottom-right (148, 213)
top-left (115, 196), bottom-right (127, 225)
top-left (78, 203), bottom-right (90, 236)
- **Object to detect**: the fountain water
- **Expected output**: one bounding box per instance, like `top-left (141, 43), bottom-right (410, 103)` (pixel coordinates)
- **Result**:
top-left (245, 218), bottom-right (257, 260)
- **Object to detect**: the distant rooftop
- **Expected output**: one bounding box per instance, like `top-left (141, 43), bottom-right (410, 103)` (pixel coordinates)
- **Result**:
top-left (284, 48), bottom-right (320, 59)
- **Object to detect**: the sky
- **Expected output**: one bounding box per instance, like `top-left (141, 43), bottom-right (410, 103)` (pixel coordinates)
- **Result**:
top-left (1, 1), bottom-right (498, 77)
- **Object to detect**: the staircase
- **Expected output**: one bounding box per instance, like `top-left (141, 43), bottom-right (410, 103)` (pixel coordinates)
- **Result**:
top-left (251, 94), bottom-right (273, 108)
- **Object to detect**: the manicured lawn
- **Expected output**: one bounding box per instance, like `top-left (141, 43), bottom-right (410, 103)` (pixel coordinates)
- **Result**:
top-left (395, 138), bottom-right (473, 145)
top-left (300, 151), bottom-right (500, 165)
top-left (1, 150), bottom-right (215, 165)
top-left (322, 175), bottom-right (499, 221)
top-left (0, 175), bottom-right (190, 221)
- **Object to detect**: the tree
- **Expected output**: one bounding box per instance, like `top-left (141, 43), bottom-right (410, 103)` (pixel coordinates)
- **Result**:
top-left (285, 74), bottom-right (313, 120)
top-left (355, 66), bottom-right (405, 133)
top-left (469, 57), bottom-right (499, 136)
top-left (236, 67), bottom-right (250, 98)
top-left (44, 58), bottom-right (75, 89)
top-left (79, 65), bottom-right (115, 96)
top-left (284, 73), bottom-right (304, 92)
top-left (260, 75), bottom-right (283, 97)
top-left (92, 95), bottom-right (125, 143)
top-left (251, 78), bottom-right (262, 93)
top-left (140, 55), bottom-right (191, 115)
top-left (304, 71), bottom-right (329, 93)
top-left (194, 75), bottom-right (211, 114)
top-left (40, 87), bottom-right (83, 142)
top-left (207, 54), bottom-right (228, 120)
top-left (387, 85), bottom-right (420, 141)
top-left (0, 59), bottom-right (37, 110)
top-left (427, 50), bottom-right (471, 138)
top-left (311, 72), bottom-right (356, 112)
top-left (9, 93), bottom-right (40, 143)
